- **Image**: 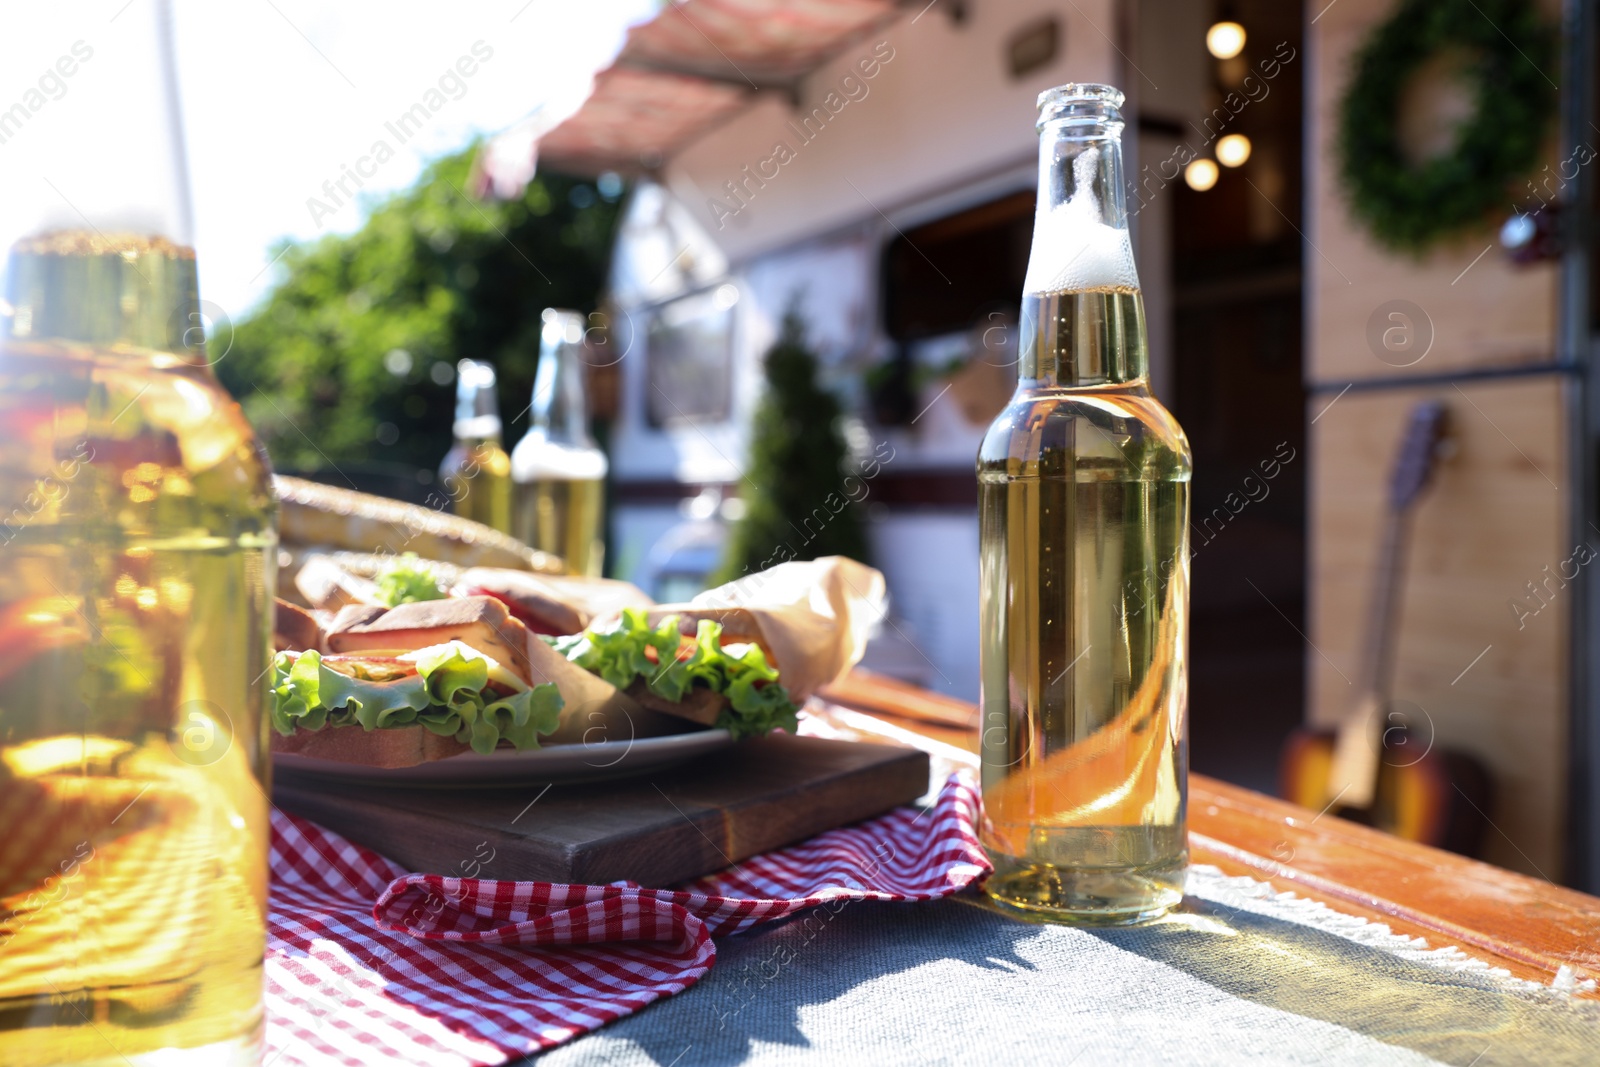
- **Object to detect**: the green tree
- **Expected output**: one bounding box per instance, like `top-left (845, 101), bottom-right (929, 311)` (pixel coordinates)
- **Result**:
top-left (215, 148), bottom-right (622, 480)
top-left (714, 309), bottom-right (869, 584)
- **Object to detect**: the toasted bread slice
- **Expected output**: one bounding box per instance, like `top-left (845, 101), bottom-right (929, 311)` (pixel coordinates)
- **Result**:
top-left (272, 722), bottom-right (469, 767)
top-left (274, 475), bottom-right (562, 572)
top-left (456, 572), bottom-right (584, 635)
top-left (294, 554), bottom-right (379, 611)
top-left (455, 568), bottom-right (653, 635)
top-left (325, 603), bottom-right (386, 639)
top-left (327, 595), bottom-right (532, 684)
top-left (624, 679), bottom-right (726, 726)
top-left (273, 598), bottom-right (322, 653)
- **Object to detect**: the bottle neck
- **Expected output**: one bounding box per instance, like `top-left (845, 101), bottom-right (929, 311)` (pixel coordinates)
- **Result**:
top-left (531, 340), bottom-right (594, 447)
top-left (1019, 287), bottom-right (1148, 387)
top-left (4, 232), bottom-right (206, 361)
top-left (2, 1), bottom-right (200, 361)
top-left (454, 359), bottom-right (503, 443)
top-left (1020, 92), bottom-right (1146, 388)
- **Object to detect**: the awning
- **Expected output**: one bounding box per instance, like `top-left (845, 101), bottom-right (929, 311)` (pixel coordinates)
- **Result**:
top-left (522, 0), bottom-right (903, 178)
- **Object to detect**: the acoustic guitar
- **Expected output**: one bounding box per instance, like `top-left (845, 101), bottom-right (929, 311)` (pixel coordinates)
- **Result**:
top-left (1279, 400), bottom-right (1492, 856)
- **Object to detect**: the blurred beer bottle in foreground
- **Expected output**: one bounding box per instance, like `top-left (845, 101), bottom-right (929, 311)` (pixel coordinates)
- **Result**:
top-left (0, 2), bottom-right (275, 1061)
top-left (440, 358), bottom-right (513, 534)
top-left (511, 309), bottom-right (607, 576)
top-left (977, 84), bottom-right (1192, 924)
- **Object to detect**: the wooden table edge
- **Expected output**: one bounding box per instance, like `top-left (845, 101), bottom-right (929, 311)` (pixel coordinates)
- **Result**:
top-left (817, 674), bottom-right (1600, 998)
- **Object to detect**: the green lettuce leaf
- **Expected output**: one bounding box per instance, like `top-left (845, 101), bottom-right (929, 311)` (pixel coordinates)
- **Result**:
top-left (485, 685), bottom-right (565, 751)
top-left (553, 608), bottom-right (799, 740)
top-left (373, 553), bottom-right (446, 607)
top-left (271, 649), bottom-right (563, 754)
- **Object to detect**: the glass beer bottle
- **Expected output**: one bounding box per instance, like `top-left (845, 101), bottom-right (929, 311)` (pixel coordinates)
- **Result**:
top-left (0, 3), bottom-right (275, 1062)
top-left (439, 358), bottom-right (514, 534)
top-left (510, 309), bottom-right (607, 576)
top-left (977, 84), bottom-right (1192, 924)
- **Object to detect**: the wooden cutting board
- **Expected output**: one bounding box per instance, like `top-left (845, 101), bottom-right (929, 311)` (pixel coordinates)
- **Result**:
top-left (271, 734), bottom-right (930, 887)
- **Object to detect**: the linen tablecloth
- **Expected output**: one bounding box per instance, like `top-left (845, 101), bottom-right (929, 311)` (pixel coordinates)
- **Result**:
top-left (533, 863), bottom-right (1600, 1066)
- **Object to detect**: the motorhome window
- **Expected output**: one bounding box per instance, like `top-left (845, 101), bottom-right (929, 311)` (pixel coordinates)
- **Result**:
top-left (882, 189), bottom-right (1032, 342)
top-left (645, 287), bottom-right (736, 427)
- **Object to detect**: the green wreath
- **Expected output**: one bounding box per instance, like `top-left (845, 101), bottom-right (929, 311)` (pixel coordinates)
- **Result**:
top-left (1338, 0), bottom-right (1555, 253)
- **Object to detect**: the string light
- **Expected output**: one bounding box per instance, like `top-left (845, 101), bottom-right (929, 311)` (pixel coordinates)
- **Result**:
top-left (1206, 21), bottom-right (1246, 60)
top-left (1184, 158), bottom-right (1219, 191)
top-left (1216, 134), bottom-right (1252, 167)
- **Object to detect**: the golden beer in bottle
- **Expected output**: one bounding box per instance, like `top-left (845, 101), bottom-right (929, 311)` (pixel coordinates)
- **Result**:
top-left (439, 358), bottom-right (514, 535)
top-left (511, 310), bottom-right (607, 576)
top-left (977, 84), bottom-right (1192, 923)
top-left (0, 3), bottom-right (274, 1061)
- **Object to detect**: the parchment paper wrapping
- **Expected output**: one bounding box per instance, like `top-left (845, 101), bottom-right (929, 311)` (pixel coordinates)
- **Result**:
top-left (645, 556), bottom-right (886, 702)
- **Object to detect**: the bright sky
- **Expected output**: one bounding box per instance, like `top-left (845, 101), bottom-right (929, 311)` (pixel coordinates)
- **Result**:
top-left (0, 0), bottom-right (654, 319)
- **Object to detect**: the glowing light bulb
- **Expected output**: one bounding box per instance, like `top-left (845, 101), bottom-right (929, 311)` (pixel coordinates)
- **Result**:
top-left (1216, 134), bottom-right (1252, 167)
top-left (1206, 21), bottom-right (1246, 60)
top-left (1184, 158), bottom-right (1219, 191)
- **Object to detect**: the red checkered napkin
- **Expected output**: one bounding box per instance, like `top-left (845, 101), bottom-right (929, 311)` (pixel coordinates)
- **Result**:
top-left (265, 774), bottom-right (989, 1067)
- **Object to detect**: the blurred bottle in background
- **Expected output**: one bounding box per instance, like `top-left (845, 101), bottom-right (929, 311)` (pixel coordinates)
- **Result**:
top-left (0, 2), bottom-right (274, 1062)
top-left (440, 357), bottom-right (513, 534)
top-left (511, 309), bottom-right (607, 576)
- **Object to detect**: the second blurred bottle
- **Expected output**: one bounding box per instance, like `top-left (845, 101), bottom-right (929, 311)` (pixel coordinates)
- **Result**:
top-left (441, 358), bottom-right (514, 534)
top-left (511, 309), bottom-right (607, 576)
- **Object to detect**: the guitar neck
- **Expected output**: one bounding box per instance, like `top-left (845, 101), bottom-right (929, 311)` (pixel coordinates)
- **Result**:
top-left (1321, 399), bottom-right (1447, 809)
top-left (1356, 510), bottom-right (1409, 707)
top-left (1326, 503), bottom-right (1413, 809)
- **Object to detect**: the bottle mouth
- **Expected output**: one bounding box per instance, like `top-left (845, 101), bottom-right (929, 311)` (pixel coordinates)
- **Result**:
top-left (457, 358), bottom-right (497, 389)
top-left (1036, 83), bottom-right (1125, 130)
top-left (541, 307), bottom-right (585, 347)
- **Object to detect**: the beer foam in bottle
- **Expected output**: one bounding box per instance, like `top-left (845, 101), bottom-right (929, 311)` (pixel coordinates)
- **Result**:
top-left (1023, 145), bottom-right (1140, 295)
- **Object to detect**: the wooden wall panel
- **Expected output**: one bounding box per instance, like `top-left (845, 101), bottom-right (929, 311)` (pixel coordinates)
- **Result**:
top-left (1308, 0), bottom-right (1561, 386)
top-left (1307, 376), bottom-right (1571, 877)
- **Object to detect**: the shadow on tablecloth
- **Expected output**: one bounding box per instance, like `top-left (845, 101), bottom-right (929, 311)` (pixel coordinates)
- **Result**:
top-left (527, 889), bottom-right (1600, 1067)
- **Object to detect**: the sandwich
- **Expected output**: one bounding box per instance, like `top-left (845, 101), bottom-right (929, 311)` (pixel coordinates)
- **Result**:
top-left (549, 608), bottom-right (800, 739)
top-left (266, 556), bottom-right (844, 767)
top-left (270, 595), bottom-right (563, 761)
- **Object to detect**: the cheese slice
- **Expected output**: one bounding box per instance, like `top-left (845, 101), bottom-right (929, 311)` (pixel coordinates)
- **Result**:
top-left (395, 640), bottom-right (528, 693)
top-left (328, 595), bottom-right (531, 684)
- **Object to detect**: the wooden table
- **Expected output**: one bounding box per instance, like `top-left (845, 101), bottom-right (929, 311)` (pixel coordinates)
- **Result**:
top-left (818, 670), bottom-right (1600, 997)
